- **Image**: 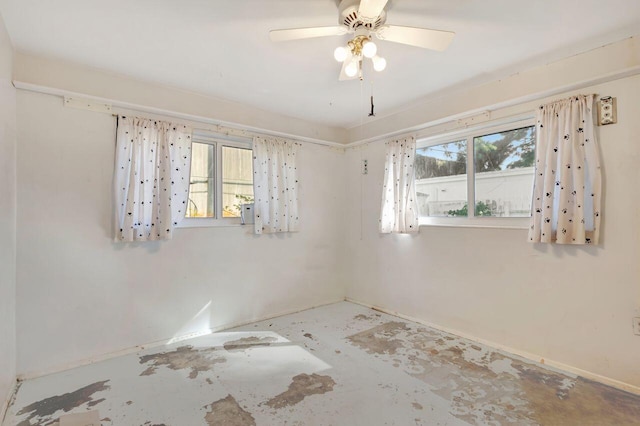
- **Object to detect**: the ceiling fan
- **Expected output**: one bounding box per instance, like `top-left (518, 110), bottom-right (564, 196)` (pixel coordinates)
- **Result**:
top-left (269, 0), bottom-right (455, 80)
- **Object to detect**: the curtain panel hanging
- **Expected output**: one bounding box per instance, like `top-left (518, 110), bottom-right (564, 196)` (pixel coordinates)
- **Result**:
top-left (114, 116), bottom-right (192, 242)
top-left (252, 136), bottom-right (300, 234)
top-left (528, 95), bottom-right (602, 244)
top-left (380, 136), bottom-right (419, 234)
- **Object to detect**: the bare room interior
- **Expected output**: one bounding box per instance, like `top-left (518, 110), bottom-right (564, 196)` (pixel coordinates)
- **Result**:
top-left (1, 0), bottom-right (639, 425)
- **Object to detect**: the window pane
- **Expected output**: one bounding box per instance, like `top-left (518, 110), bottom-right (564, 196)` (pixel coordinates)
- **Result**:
top-left (222, 146), bottom-right (254, 218)
top-left (474, 126), bottom-right (535, 217)
top-left (415, 140), bottom-right (468, 217)
top-left (186, 142), bottom-right (215, 218)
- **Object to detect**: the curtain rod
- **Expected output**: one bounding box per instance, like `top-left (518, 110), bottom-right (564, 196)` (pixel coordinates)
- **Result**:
top-left (14, 62), bottom-right (639, 149)
top-left (345, 65), bottom-right (640, 148)
top-left (110, 111), bottom-right (254, 142)
top-left (14, 80), bottom-right (348, 149)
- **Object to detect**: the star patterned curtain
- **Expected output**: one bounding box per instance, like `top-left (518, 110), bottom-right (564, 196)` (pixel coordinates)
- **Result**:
top-left (252, 136), bottom-right (300, 234)
top-left (380, 135), bottom-right (419, 234)
top-left (114, 116), bottom-right (192, 242)
top-left (528, 95), bottom-right (602, 244)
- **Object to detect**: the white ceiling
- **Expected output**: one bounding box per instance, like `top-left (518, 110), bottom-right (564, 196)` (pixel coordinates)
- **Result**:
top-left (1, 0), bottom-right (639, 129)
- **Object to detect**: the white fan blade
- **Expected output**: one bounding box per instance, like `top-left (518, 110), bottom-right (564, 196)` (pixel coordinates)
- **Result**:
top-left (269, 26), bottom-right (348, 42)
top-left (358, 0), bottom-right (389, 21)
top-left (375, 25), bottom-right (455, 51)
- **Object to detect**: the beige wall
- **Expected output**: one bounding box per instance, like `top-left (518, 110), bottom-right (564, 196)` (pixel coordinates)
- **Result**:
top-left (0, 11), bottom-right (16, 418)
top-left (15, 90), bottom-right (348, 377)
top-left (345, 74), bottom-right (640, 390)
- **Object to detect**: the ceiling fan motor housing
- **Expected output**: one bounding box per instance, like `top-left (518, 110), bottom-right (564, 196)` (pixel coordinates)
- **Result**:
top-left (339, 0), bottom-right (387, 31)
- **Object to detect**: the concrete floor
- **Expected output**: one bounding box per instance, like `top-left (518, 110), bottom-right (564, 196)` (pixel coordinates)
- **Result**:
top-left (4, 302), bottom-right (640, 426)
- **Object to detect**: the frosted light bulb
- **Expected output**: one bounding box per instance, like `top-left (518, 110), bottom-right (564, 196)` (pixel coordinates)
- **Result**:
top-left (345, 60), bottom-right (359, 77)
top-left (334, 46), bottom-right (348, 62)
top-left (372, 55), bottom-right (386, 72)
top-left (362, 40), bottom-right (377, 58)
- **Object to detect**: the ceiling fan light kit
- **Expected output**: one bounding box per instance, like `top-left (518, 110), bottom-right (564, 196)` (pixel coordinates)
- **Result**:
top-left (269, 0), bottom-right (454, 81)
top-left (335, 31), bottom-right (385, 80)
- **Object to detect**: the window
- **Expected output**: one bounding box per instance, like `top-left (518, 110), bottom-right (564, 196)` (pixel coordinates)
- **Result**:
top-left (187, 142), bottom-right (215, 218)
top-left (415, 140), bottom-right (467, 217)
top-left (416, 119), bottom-right (535, 227)
top-left (182, 135), bottom-right (253, 226)
top-left (473, 126), bottom-right (535, 218)
top-left (221, 146), bottom-right (254, 218)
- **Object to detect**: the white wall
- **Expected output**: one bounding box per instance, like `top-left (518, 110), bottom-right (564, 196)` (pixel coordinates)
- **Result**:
top-left (0, 11), bottom-right (16, 417)
top-left (16, 90), bottom-right (347, 377)
top-left (10, 31), bottom-right (640, 393)
top-left (345, 74), bottom-right (640, 389)
top-left (14, 53), bottom-right (348, 145)
top-left (347, 37), bottom-right (639, 143)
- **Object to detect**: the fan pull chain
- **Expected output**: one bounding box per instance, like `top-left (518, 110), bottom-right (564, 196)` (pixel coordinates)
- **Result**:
top-left (369, 81), bottom-right (375, 117)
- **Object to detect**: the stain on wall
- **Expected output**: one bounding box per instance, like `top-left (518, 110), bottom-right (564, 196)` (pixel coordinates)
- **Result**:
top-left (139, 345), bottom-right (226, 379)
top-left (265, 374), bottom-right (336, 409)
top-left (16, 380), bottom-right (110, 426)
top-left (204, 395), bottom-right (256, 426)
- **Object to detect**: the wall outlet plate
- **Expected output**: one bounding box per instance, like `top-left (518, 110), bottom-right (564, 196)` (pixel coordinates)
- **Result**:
top-left (633, 317), bottom-right (640, 336)
top-left (597, 96), bottom-right (617, 126)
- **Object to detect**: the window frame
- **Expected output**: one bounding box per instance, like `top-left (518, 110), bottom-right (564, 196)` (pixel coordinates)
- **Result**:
top-left (178, 132), bottom-right (253, 228)
top-left (416, 117), bottom-right (535, 229)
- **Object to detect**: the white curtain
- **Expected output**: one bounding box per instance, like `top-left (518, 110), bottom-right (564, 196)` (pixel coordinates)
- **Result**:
top-left (114, 116), bottom-right (192, 242)
top-left (380, 136), bottom-right (419, 233)
top-left (529, 95), bottom-right (602, 244)
top-left (252, 136), bottom-right (300, 234)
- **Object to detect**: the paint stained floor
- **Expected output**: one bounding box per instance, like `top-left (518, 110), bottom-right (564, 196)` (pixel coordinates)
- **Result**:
top-left (5, 302), bottom-right (640, 425)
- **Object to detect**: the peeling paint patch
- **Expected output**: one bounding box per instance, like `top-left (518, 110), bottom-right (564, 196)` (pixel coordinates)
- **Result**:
top-left (346, 321), bottom-right (410, 355)
top-left (139, 345), bottom-right (226, 379)
top-left (354, 314), bottom-right (372, 321)
top-left (16, 380), bottom-right (110, 426)
top-left (412, 402), bottom-right (423, 410)
top-left (204, 395), bottom-right (256, 426)
top-left (87, 397), bottom-right (105, 407)
top-left (223, 336), bottom-right (277, 351)
top-left (516, 368), bottom-right (640, 425)
top-left (265, 374), bottom-right (336, 409)
top-left (347, 319), bottom-right (640, 426)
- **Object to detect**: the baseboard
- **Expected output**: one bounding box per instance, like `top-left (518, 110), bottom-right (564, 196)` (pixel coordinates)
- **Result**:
top-left (17, 298), bottom-right (345, 382)
top-left (346, 297), bottom-right (640, 396)
top-left (1, 379), bottom-right (19, 425)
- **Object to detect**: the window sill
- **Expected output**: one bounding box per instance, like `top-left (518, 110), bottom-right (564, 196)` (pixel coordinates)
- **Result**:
top-left (419, 216), bottom-right (530, 230)
top-left (177, 218), bottom-right (251, 228)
